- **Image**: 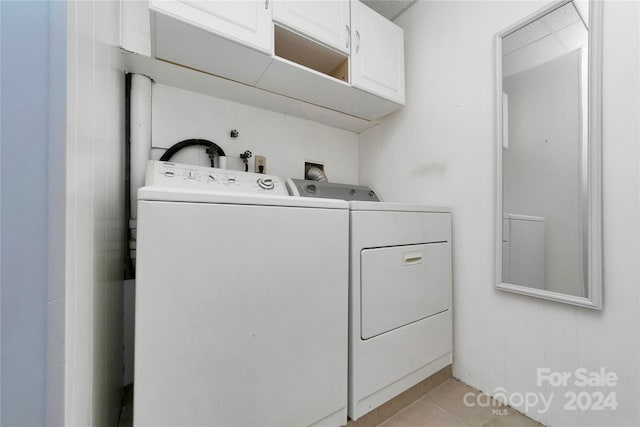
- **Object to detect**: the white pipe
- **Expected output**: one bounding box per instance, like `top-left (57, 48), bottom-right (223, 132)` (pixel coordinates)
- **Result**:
top-left (130, 74), bottom-right (152, 220)
top-left (130, 74), bottom-right (152, 262)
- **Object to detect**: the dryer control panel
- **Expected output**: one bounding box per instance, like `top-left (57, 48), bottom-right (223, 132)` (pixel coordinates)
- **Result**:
top-left (145, 160), bottom-right (288, 196)
top-left (286, 178), bottom-right (380, 201)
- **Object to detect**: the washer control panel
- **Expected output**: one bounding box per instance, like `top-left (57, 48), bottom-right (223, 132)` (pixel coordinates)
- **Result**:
top-left (145, 161), bottom-right (288, 195)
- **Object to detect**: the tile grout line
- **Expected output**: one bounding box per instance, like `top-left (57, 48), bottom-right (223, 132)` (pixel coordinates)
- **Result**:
top-left (377, 395), bottom-right (422, 426)
top-left (375, 369), bottom-right (453, 426)
top-left (427, 399), bottom-right (476, 427)
top-left (412, 379), bottom-right (476, 427)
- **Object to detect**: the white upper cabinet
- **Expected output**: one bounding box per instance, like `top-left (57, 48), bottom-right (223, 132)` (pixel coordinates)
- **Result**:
top-left (126, 0), bottom-right (406, 127)
top-left (149, 1), bottom-right (273, 54)
top-left (149, 0), bottom-right (275, 86)
top-left (350, 0), bottom-right (405, 105)
top-left (272, 1), bottom-right (351, 54)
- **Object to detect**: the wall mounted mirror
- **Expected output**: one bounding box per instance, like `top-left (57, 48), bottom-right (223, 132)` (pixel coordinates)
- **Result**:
top-left (495, 0), bottom-right (602, 309)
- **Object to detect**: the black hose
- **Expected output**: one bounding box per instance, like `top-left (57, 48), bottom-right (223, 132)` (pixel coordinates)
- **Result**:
top-left (159, 139), bottom-right (226, 167)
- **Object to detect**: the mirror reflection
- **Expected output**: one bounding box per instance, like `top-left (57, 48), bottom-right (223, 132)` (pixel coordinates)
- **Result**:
top-left (501, 1), bottom-right (589, 297)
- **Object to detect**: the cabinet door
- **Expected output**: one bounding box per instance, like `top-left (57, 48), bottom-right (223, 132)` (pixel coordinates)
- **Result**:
top-left (150, 0), bottom-right (273, 54)
top-left (273, 1), bottom-right (350, 54)
top-left (350, 0), bottom-right (405, 105)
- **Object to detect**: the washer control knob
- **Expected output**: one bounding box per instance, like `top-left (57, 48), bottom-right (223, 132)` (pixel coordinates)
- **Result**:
top-left (187, 171), bottom-right (196, 180)
top-left (349, 189), bottom-right (356, 196)
top-left (164, 170), bottom-right (175, 177)
top-left (207, 174), bottom-right (215, 182)
top-left (227, 176), bottom-right (236, 183)
top-left (305, 184), bottom-right (317, 194)
top-left (258, 177), bottom-right (275, 190)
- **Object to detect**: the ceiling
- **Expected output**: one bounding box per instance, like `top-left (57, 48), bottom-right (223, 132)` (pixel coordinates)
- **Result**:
top-left (362, 0), bottom-right (417, 21)
top-left (503, 2), bottom-right (588, 76)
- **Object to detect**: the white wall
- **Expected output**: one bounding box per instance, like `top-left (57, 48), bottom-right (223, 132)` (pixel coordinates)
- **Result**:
top-left (47, 1), bottom-right (68, 424)
top-left (1, 2), bottom-right (50, 424)
top-left (65, 1), bottom-right (125, 425)
top-left (359, 1), bottom-right (639, 425)
top-left (503, 50), bottom-right (582, 296)
top-left (151, 84), bottom-right (359, 184)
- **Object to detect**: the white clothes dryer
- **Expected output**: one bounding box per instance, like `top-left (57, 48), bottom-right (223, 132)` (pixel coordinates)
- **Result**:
top-left (287, 179), bottom-right (453, 421)
top-left (348, 201), bottom-right (452, 420)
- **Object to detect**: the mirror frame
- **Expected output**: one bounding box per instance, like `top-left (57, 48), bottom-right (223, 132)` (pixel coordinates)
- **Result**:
top-left (494, 0), bottom-right (603, 309)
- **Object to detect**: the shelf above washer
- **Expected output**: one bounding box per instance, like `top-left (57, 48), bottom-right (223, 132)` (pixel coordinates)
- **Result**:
top-left (122, 49), bottom-right (379, 134)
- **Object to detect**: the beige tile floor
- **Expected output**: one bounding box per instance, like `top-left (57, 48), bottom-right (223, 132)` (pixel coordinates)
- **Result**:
top-left (377, 379), bottom-right (543, 427)
top-left (119, 378), bottom-right (544, 427)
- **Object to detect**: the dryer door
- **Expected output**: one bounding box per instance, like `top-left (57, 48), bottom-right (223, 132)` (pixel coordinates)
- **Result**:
top-left (360, 242), bottom-right (451, 339)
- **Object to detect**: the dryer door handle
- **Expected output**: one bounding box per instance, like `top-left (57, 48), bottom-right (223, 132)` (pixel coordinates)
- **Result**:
top-left (403, 252), bottom-right (423, 266)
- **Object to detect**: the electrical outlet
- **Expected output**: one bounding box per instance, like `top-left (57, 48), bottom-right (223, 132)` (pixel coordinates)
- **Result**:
top-left (255, 155), bottom-right (266, 174)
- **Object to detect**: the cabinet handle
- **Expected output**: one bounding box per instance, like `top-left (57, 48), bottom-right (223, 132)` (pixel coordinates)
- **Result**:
top-left (355, 30), bottom-right (360, 53)
top-left (265, 0), bottom-right (269, 9)
top-left (346, 25), bottom-right (350, 49)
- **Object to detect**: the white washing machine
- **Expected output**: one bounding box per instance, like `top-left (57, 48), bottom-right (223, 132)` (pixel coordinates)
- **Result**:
top-left (287, 179), bottom-right (453, 421)
top-left (135, 161), bottom-right (349, 426)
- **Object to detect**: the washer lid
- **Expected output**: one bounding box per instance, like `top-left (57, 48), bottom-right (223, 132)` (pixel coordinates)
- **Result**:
top-left (138, 187), bottom-right (349, 209)
top-left (140, 160), bottom-right (348, 209)
top-left (349, 201), bottom-right (451, 213)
